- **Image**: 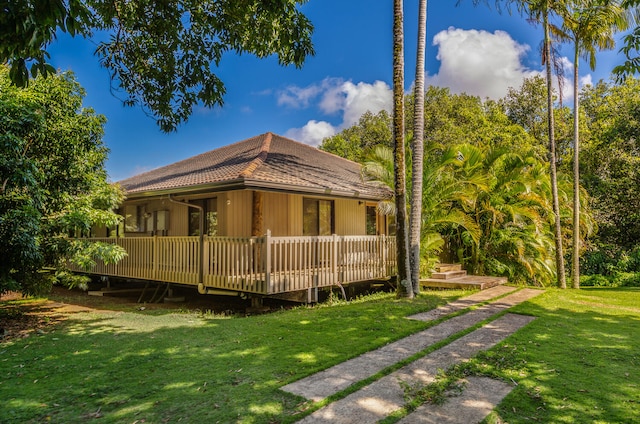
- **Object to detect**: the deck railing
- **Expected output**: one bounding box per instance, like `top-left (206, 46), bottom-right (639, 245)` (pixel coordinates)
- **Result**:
top-left (74, 233), bottom-right (396, 295)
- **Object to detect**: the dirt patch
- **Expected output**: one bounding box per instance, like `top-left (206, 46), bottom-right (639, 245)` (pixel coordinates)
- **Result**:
top-left (0, 284), bottom-right (256, 344)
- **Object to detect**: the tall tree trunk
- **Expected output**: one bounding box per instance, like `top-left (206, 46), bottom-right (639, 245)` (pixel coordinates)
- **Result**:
top-left (410, 0), bottom-right (427, 295)
top-left (572, 44), bottom-right (580, 289)
top-left (393, 0), bottom-right (413, 298)
top-left (544, 8), bottom-right (567, 289)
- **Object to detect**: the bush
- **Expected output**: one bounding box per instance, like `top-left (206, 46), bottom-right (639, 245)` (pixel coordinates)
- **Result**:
top-left (612, 272), bottom-right (640, 288)
top-left (580, 274), bottom-right (615, 287)
top-left (581, 272), bottom-right (640, 288)
top-left (581, 244), bottom-right (640, 276)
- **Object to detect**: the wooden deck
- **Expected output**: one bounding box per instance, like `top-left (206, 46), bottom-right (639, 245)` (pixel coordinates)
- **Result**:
top-left (420, 263), bottom-right (507, 290)
top-left (71, 233), bottom-right (397, 296)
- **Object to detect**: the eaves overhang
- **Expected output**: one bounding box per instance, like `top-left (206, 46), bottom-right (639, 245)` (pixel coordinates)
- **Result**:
top-left (120, 178), bottom-right (389, 202)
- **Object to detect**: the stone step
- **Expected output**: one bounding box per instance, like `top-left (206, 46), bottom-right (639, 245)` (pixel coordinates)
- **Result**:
top-left (430, 270), bottom-right (468, 280)
top-left (407, 285), bottom-right (517, 322)
top-left (397, 376), bottom-right (514, 424)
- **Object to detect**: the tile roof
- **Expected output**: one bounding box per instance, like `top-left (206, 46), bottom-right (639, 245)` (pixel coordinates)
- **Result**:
top-left (118, 133), bottom-right (391, 200)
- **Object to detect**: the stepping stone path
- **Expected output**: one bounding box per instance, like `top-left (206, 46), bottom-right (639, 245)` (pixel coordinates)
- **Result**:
top-left (281, 287), bottom-right (543, 423)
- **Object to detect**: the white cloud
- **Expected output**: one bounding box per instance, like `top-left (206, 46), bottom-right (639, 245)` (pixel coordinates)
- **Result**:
top-left (281, 27), bottom-right (592, 148)
top-left (277, 78), bottom-right (340, 109)
top-left (426, 27), bottom-right (540, 99)
top-left (283, 79), bottom-right (392, 146)
top-left (277, 86), bottom-right (321, 108)
top-left (339, 80), bottom-right (393, 126)
top-left (285, 120), bottom-right (336, 147)
top-left (580, 74), bottom-right (593, 88)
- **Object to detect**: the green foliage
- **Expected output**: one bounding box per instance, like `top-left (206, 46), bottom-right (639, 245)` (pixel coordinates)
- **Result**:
top-left (320, 111), bottom-right (393, 162)
top-left (613, 1), bottom-right (640, 80)
top-left (581, 271), bottom-right (640, 287)
top-left (0, 0), bottom-right (94, 87)
top-left (581, 243), bottom-right (640, 276)
top-left (1, 1), bottom-right (315, 132)
top-left (0, 66), bottom-right (124, 296)
top-left (580, 77), bottom-right (640, 250)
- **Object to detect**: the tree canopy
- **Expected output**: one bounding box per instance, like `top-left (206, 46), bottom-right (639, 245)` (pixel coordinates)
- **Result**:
top-left (0, 65), bottom-right (125, 296)
top-left (322, 80), bottom-right (605, 287)
top-left (1, 0), bottom-right (315, 132)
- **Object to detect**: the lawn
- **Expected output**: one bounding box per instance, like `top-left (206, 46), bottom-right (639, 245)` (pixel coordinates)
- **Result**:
top-left (0, 289), bottom-right (462, 423)
top-left (479, 287), bottom-right (640, 423)
top-left (1, 287), bottom-right (638, 423)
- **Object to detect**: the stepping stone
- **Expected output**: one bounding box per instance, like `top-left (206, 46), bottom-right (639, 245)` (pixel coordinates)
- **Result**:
top-left (295, 313), bottom-right (535, 424)
top-left (408, 285), bottom-right (517, 322)
top-left (397, 376), bottom-right (513, 424)
top-left (282, 289), bottom-right (542, 402)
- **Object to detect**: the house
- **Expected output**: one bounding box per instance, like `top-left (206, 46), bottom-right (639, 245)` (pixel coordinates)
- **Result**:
top-left (81, 132), bottom-right (397, 302)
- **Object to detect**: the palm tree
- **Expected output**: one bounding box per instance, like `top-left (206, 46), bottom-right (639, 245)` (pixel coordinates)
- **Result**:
top-left (410, 0), bottom-right (427, 295)
top-left (541, 0), bottom-right (568, 288)
top-left (559, 0), bottom-right (628, 289)
top-left (478, 0), bottom-right (568, 287)
top-left (392, 0), bottom-right (413, 297)
top-left (452, 144), bottom-right (559, 286)
top-left (363, 145), bottom-right (483, 276)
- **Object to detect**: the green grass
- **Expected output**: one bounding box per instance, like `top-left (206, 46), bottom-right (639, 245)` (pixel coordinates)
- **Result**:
top-left (479, 287), bottom-right (640, 423)
top-left (2, 287), bottom-right (638, 423)
top-left (0, 289), bottom-right (463, 423)
top-left (389, 287), bottom-right (640, 424)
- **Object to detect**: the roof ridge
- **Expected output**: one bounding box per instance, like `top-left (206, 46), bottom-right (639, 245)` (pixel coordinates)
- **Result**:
top-left (239, 132), bottom-right (272, 178)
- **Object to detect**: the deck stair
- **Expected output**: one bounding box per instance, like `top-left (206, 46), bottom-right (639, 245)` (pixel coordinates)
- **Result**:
top-left (420, 263), bottom-right (507, 290)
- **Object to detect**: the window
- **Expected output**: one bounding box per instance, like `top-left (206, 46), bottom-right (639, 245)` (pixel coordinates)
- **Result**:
top-left (124, 205), bottom-right (145, 232)
top-left (124, 205), bottom-right (169, 235)
top-left (366, 205), bottom-right (377, 235)
top-left (189, 198), bottom-right (218, 236)
top-left (303, 198), bottom-right (334, 236)
top-left (387, 216), bottom-right (396, 236)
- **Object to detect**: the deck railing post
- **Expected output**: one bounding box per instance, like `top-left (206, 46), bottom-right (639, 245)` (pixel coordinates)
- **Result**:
top-left (332, 234), bottom-right (339, 283)
top-left (381, 234), bottom-right (387, 276)
top-left (152, 235), bottom-right (159, 280)
top-left (264, 230), bottom-right (271, 293)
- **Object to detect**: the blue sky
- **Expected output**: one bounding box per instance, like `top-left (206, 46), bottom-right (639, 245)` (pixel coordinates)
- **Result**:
top-left (47, 0), bottom-right (626, 181)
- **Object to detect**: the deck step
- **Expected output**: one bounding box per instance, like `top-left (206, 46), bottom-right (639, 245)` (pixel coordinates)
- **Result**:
top-left (435, 263), bottom-right (462, 272)
top-left (431, 270), bottom-right (468, 280)
top-left (420, 275), bottom-right (507, 290)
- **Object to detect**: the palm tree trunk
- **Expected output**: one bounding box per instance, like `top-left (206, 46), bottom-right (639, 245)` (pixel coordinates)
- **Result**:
top-left (544, 7), bottom-right (567, 289)
top-left (572, 44), bottom-right (580, 289)
top-left (410, 0), bottom-right (427, 295)
top-left (393, 0), bottom-right (413, 298)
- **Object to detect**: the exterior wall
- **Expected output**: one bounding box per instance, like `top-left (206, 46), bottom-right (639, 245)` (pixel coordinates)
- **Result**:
top-left (223, 190), bottom-right (253, 237)
top-left (263, 192), bottom-right (291, 236)
top-left (105, 189), bottom-right (379, 238)
top-left (335, 198), bottom-right (366, 235)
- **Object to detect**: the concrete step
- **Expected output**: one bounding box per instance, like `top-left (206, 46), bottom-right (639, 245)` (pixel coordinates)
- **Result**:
top-left (430, 270), bottom-right (468, 280)
top-left (398, 376), bottom-right (514, 424)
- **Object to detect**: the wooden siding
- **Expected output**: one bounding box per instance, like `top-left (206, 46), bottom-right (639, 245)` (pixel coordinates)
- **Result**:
top-left (110, 190), bottom-right (377, 238)
top-left (73, 235), bottom-right (396, 295)
top-left (225, 190), bottom-right (253, 237)
top-left (263, 192), bottom-right (290, 236)
top-left (335, 198), bottom-right (366, 235)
